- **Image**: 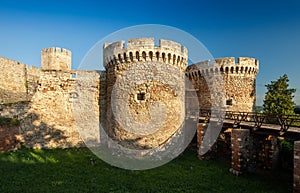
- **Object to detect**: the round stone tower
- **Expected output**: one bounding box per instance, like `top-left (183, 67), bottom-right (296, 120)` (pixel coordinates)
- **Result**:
top-left (41, 47), bottom-right (71, 71)
top-left (187, 57), bottom-right (259, 112)
top-left (103, 38), bottom-right (188, 149)
top-left (216, 57), bottom-right (259, 112)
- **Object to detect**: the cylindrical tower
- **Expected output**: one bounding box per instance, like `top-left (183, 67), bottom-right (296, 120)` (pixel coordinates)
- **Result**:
top-left (187, 57), bottom-right (259, 112)
top-left (219, 57), bottom-right (259, 112)
top-left (103, 38), bottom-right (188, 149)
top-left (41, 47), bottom-right (72, 71)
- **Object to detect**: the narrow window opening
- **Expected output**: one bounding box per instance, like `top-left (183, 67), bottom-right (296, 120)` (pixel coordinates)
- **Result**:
top-left (156, 52), bottom-right (159, 60)
top-left (162, 53), bottom-right (166, 62)
top-left (226, 99), bottom-right (233, 106)
top-left (137, 93), bottom-right (146, 101)
top-left (142, 52), bottom-right (146, 61)
top-left (129, 52), bottom-right (133, 61)
top-left (149, 51), bottom-right (153, 61)
top-left (71, 73), bottom-right (76, 79)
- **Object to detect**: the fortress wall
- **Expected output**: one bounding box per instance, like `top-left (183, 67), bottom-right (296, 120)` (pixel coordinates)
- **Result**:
top-left (19, 70), bottom-right (101, 148)
top-left (20, 70), bottom-right (80, 148)
top-left (188, 57), bottom-right (258, 112)
top-left (0, 102), bottom-right (29, 119)
top-left (0, 102), bottom-right (29, 152)
top-left (223, 74), bottom-right (256, 112)
top-left (0, 44), bottom-right (259, 151)
top-left (189, 72), bottom-right (211, 110)
top-left (222, 57), bottom-right (258, 112)
top-left (99, 71), bottom-right (107, 131)
top-left (0, 47), bottom-right (103, 149)
top-left (26, 65), bottom-right (41, 98)
top-left (0, 57), bottom-right (28, 103)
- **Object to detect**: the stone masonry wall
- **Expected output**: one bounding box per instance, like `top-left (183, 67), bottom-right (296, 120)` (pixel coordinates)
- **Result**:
top-left (0, 102), bottom-right (29, 152)
top-left (0, 70), bottom-right (102, 149)
top-left (294, 141), bottom-right (300, 193)
top-left (0, 47), bottom-right (103, 149)
top-left (0, 102), bottom-right (29, 119)
top-left (0, 57), bottom-right (41, 104)
top-left (230, 128), bottom-right (250, 175)
top-left (223, 73), bottom-right (256, 112)
top-left (187, 57), bottom-right (258, 112)
top-left (0, 57), bottom-right (28, 103)
top-left (0, 45), bottom-right (259, 153)
top-left (21, 70), bottom-right (80, 148)
top-left (20, 70), bottom-right (101, 148)
top-left (188, 63), bottom-right (226, 110)
top-left (26, 65), bottom-right (41, 98)
top-left (104, 38), bottom-right (188, 149)
top-left (0, 124), bottom-right (21, 152)
top-left (41, 47), bottom-right (72, 71)
top-left (72, 70), bottom-right (103, 146)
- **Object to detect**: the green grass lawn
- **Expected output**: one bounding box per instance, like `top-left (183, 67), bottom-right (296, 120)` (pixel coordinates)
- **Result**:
top-left (0, 147), bottom-right (292, 193)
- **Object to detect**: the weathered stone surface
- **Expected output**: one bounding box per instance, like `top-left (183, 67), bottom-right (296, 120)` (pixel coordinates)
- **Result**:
top-left (104, 38), bottom-right (188, 149)
top-left (41, 47), bottom-right (71, 71)
top-left (0, 51), bottom-right (102, 149)
top-left (294, 141), bottom-right (300, 193)
top-left (230, 128), bottom-right (250, 175)
top-left (0, 39), bottom-right (259, 151)
top-left (187, 57), bottom-right (259, 112)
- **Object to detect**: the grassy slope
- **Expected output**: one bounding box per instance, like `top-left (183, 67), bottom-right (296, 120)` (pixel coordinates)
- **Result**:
top-left (0, 147), bottom-right (292, 193)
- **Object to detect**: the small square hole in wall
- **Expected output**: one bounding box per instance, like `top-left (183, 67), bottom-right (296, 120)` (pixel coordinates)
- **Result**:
top-left (71, 73), bottom-right (76, 79)
top-left (137, 93), bottom-right (146, 101)
top-left (226, 99), bottom-right (233, 106)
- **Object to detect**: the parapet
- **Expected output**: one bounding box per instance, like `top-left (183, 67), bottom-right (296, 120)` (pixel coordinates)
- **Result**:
top-left (103, 38), bottom-right (188, 71)
top-left (0, 57), bottom-right (27, 67)
top-left (42, 47), bottom-right (71, 56)
top-left (214, 57), bottom-right (235, 66)
top-left (27, 65), bottom-right (41, 77)
top-left (187, 57), bottom-right (259, 78)
top-left (41, 47), bottom-right (72, 71)
top-left (127, 38), bottom-right (155, 49)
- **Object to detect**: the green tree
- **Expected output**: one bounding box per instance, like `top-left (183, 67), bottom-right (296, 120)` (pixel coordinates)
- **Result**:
top-left (263, 74), bottom-right (296, 116)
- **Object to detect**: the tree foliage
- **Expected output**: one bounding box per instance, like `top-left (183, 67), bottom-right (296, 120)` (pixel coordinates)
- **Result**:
top-left (263, 74), bottom-right (296, 115)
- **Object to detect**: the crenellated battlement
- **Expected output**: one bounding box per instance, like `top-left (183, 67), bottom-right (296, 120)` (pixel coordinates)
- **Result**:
top-left (41, 47), bottom-right (72, 71)
top-left (187, 57), bottom-right (259, 78)
top-left (103, 38), bottom-right (188, 71)
top-left (0, 39), bottom-right (262, 150)
top-left (187, 57), bottom-right (259, 113)
top-left (42, 47), bottom-right (71, 56)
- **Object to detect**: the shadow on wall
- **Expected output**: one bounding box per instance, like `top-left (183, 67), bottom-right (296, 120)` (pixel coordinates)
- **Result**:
top-left (0, 117), bottom-right (21, 152)
top-left (0, 88), bottom-right (29, 104)
top-left (0, 108), bottom-right (82, 152)
top-left (20, 112), bottom-right (71, 149)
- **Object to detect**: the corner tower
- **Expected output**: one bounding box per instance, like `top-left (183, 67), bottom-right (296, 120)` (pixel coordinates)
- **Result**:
top-left (188, 57), bottom-right (259, 112)
top-left (103, 38), bottom-right (188, 149)
top-left (219, 57), bottom-right (259, 112)
top-left (41, 47), bottom-right (71, 71)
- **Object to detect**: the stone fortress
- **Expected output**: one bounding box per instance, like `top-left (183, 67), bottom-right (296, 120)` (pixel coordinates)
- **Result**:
top-left (0, 37), bottom-right (259, 150)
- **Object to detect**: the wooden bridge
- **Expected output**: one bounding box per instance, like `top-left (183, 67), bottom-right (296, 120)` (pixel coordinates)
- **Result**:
top-left (198, 109), bottom-right (300, 138)
top-left (197, 109), bottom-right (300, 193)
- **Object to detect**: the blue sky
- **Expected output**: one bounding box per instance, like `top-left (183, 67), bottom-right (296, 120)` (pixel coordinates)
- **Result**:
top-left (0, 0), bottom-right (300, 105)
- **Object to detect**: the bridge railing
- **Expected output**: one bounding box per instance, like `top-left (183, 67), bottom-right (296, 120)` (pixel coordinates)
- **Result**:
top-left (198, 109), bottom-right (300, 134)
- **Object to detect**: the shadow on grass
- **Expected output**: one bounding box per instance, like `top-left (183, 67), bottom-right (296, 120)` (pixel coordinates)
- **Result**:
top-left (0, 147), bottom-right (293, 193)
